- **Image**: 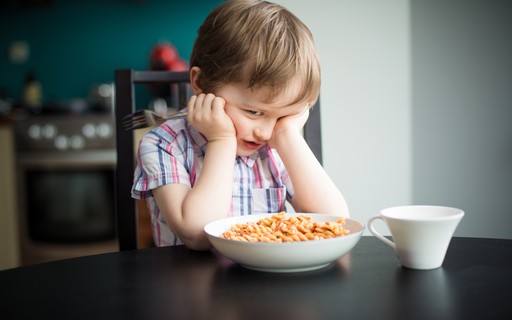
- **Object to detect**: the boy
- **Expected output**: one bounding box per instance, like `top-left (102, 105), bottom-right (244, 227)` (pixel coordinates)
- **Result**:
top-left (132, 0), bottom-right (349, 250)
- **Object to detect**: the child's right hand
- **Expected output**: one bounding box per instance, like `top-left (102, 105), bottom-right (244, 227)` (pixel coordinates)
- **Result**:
top-left (187, 93), bottom-right (236, 142)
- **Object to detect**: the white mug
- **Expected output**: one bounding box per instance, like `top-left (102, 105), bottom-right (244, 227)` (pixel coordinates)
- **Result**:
top-left (368, 205), bottom-right (464, 270)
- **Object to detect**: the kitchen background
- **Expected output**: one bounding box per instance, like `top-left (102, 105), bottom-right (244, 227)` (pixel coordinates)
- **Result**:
top-left (1, 0), bottom-right (512, 271)
top-left (0, 0), bottom-right (223, 270)
top-left (0, 0), bottom-right (223, 106)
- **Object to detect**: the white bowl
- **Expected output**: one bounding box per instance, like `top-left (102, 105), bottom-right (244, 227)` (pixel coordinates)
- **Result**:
top-left (204, 213), bottom-right (365, 273)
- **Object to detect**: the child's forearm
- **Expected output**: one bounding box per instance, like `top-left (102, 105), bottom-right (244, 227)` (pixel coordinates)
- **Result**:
top-left (180, 138), bottom-right (237, 246)
top-left (274, 131), bottom-right (349, 217)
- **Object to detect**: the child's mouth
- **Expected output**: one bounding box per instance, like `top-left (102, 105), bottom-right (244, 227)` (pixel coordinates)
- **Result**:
top-left (243, 140), bottom-right (262, 150)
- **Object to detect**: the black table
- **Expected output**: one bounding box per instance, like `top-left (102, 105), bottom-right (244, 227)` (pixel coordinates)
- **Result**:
top-left (1, 237), bottom-right (510, 320)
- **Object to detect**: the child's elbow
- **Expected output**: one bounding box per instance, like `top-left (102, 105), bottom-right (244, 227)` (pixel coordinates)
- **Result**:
top-left (181, 232), bottom-right (213, 251)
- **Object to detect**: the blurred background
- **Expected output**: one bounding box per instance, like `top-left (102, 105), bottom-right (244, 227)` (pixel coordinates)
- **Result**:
top-left (1, 0), bottom-right (511, 271)
top-left (0, 0), bottom-right (221, 106)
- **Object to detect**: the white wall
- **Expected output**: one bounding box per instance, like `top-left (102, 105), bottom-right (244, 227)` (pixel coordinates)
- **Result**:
top-left (276, 0), bottom-right (411, 235)
top-left (277, 0), bottom-right (512, 239)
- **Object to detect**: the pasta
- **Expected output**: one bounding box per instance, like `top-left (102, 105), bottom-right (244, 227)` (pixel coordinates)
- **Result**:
top-left (221, 212), bottom-right (350, 242)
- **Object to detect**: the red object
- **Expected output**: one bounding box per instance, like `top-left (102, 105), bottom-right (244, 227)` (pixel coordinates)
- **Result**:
top-left (150, 43), bottom-right (188, 72)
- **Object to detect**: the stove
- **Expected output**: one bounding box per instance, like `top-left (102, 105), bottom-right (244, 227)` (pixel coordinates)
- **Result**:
top-left (13, 113), bottom-right (118, 266)
top-left (15, 113), bottom-right (115, 152)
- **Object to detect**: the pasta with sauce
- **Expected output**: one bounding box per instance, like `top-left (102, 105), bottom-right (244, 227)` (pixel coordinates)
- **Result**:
top-left (221, 212), bottom-right (350, 242)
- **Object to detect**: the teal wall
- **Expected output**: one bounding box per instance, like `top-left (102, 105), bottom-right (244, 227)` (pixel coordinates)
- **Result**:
top-left (0, 0), bottom-right (222, 104)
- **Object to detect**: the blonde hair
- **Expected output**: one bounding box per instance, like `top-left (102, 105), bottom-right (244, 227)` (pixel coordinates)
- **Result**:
top-left (190, 0), bottom-right (320, 105)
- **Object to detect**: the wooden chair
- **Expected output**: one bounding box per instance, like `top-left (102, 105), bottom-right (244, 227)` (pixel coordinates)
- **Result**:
top-left (114, 69), bottom-right (322, 251)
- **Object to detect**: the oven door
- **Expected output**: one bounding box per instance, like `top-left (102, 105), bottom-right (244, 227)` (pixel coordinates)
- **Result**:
top-left (17, 150), bottom-right (118, 264)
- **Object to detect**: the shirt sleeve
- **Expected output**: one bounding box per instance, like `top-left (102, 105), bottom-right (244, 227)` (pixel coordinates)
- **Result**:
top-left (132, 124), bottom-right (192, 200)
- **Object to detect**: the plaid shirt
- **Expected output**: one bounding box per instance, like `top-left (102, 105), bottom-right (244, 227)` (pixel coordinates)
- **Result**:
top-left (132, 118), bottom-right (294, 246)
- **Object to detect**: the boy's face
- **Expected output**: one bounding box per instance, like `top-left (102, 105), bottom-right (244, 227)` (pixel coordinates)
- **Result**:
top-left (215, 78), bottom-right (308, 157)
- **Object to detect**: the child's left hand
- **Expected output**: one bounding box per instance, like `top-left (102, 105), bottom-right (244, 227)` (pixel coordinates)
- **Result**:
top-left (268, 107), bottom-right (310, 148)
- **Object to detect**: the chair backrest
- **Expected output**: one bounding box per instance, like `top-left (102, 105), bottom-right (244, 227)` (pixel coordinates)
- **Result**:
top-left (114, 69), bottom-right (322, 251)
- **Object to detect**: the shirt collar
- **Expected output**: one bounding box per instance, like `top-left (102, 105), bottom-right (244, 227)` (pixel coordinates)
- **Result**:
top-left (240, 152), bottom-right (259, 168)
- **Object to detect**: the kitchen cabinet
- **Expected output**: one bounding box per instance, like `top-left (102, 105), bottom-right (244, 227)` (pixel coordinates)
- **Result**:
top-left (0, 122), bottom-right (20, 270)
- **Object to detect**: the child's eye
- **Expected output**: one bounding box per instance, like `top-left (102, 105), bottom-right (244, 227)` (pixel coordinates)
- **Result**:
top-left (247, 110), bottom-right (263, 116)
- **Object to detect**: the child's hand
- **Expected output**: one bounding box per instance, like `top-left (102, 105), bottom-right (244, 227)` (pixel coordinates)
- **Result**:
top-left (187, 93), bottom-right (236, 142)
top-left (269, 107), bottom-right (310, 148)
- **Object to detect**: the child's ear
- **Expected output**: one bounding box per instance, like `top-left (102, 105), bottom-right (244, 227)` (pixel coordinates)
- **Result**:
top-left (189, 66), bottom-right (204, 95)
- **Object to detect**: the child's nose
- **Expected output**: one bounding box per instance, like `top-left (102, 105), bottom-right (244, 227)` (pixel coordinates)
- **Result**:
top-left (254, 123), bottom-right (274, 141)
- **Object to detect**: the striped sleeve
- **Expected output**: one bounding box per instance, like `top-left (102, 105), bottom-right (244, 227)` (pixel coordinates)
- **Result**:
top-left (132, 123), bottom-right (192, 199)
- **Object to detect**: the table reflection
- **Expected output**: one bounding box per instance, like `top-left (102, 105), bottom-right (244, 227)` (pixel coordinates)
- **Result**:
top-left (394, 267), bottom-right (456, 319)
top-left (210, 256), bottom-right (350, 320)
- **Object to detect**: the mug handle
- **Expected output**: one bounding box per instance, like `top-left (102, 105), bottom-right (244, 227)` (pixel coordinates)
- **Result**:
top-left (368, 216), bottom-right (396, 252)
